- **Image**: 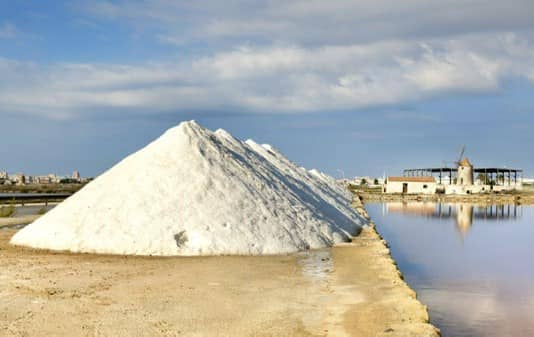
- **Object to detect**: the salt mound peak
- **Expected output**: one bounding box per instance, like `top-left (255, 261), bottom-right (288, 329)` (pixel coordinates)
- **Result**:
top-left (11, 120), bottom-right (366, 256)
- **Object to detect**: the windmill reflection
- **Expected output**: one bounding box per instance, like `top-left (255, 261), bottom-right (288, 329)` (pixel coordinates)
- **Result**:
top-left (385, 202), bottom-right (521, 236)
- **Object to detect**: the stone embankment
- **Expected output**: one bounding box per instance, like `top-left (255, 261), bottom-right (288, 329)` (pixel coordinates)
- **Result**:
top-left (351, 195), bottom-right (441, 337)
top-left (356, 191), bottom-right (534, 205)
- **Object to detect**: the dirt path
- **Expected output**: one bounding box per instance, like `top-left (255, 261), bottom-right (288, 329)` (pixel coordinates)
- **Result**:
top-left (0, 225), bottom-right (438, 337)
top-left (0, 216), bottom-right (40, 229)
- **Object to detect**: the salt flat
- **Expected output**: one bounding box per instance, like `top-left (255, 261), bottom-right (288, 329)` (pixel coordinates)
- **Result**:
top-left (0, 227), bottom-right (438, 337)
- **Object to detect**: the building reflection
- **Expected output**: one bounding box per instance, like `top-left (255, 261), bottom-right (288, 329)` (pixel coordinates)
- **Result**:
top-left (455, 203), bottom-right (473, 236)
top-left (385, 202), bottom-right (521, 237)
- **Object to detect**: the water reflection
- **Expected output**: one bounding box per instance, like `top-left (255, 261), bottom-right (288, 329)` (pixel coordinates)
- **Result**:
top-left (384, 202), bottom-right (521, 237)
top-left (366, 202), bottom-right (534, 337)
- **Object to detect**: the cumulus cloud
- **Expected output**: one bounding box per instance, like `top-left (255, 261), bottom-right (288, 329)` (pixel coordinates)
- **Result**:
top-left (1, 33), bottom-right (534, 119)
top-left (1, 1), bottom-right (534, 119)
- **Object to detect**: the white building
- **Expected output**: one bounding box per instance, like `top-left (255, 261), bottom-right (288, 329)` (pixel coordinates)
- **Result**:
top-left (35, 175), bottom-right (52, 184)
top-left (384, 176), bottom-right (437, 194)
top-left (72, 170), bottom-right (81, 181)
top-left (12, 173), bottom-right (26, 185)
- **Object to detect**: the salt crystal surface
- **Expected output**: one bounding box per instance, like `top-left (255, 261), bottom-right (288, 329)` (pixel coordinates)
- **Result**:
top-left (11, 121), bottom-right (367, 256)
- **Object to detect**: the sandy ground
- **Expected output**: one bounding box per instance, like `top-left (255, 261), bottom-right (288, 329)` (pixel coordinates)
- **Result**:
top-left (0, 197), bottom-right (439, 337)
top-left (0, 223), bottom-right (439, 337)
top-left (0, 216), bottom-right (40, 229)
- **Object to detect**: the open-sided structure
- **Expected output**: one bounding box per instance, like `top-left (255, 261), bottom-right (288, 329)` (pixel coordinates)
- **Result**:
top-left (386, 156), bottom-right (523, 195)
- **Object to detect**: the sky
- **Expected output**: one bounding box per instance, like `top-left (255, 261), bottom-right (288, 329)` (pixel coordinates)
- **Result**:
top-left (1, 1), bottom-right (534, 178)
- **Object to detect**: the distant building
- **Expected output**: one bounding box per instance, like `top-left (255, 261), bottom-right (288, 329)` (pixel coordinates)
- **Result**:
top-left (0, 172), bottom-right (7, 184)
top-left (35, 175), bottom-right (52, 184)
top-left (375, 177), bottom-right (386, 186)
top-left (384, 176), bottom-right (437, 194)
top-left (12, 173), bottom-right (26, 185)
top-left (386, 156), bottom-right (522, 195)
top-left (352, 176), bottom-right (370, 185)
top-left (72, 170), bottom-right (81, 181)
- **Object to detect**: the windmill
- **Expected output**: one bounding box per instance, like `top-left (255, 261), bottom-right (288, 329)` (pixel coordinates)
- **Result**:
top-left (455, 145), bottom-right (474, 185)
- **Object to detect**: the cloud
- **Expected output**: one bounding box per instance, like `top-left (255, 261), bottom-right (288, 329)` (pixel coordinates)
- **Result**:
top-left (156, 34), bottom-right (186, 46)
top-left (0, 22), bottom-right (19, 39)
top-left (1, 32), bottom-right (534, 119)
top-left (385, 112), bottom-right (441, 122)
top-left (79, 0), bottom-right (534, 46)
top-left (1, 2), bottom-right (534, 119)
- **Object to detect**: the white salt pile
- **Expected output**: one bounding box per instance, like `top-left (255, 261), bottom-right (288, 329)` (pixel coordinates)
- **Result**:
top-left (11, 121), bottom-right (367, 256)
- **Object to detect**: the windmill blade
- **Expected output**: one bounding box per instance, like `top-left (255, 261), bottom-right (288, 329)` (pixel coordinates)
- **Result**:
top-left (456, 145), bottom-right (465, 165)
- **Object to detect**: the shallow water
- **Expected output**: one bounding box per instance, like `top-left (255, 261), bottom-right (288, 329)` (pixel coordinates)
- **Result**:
top-left (366, 201), bottom-right (534, 337)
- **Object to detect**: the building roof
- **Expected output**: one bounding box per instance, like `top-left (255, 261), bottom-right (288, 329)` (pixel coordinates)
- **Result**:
top-left (403, 167), bottom-right (522, 173)
top-left (387, 176), bottom-right (436, 183)
top-left (458, 157), bottom-right (473, 167)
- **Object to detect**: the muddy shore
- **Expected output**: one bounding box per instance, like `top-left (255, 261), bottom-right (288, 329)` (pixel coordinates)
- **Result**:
top-left (0, 201), bottom-right (439, 337)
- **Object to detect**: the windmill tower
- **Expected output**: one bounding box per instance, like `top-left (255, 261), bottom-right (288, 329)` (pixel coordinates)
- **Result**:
top-left (455, 146), bottom-right (473, 186)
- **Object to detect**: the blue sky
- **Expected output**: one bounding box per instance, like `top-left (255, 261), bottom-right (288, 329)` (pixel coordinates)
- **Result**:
top-left (1, 1), bottom-right (534, 178)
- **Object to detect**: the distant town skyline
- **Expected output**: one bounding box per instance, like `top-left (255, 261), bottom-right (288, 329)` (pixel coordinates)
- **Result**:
top-left (0, 170), bottom-right (85, 185)
top-left (1, 2), bottom-right (534, 178)
top-left (0, 170), bottom-right (83, 177)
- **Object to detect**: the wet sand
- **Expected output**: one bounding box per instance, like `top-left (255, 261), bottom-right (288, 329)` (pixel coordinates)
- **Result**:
top-left (0, 218), bottom-right (438, 337)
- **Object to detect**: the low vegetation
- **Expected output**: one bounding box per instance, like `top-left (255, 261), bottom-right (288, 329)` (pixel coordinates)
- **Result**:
top-left (347, 184), bottom-right (382, 194)
top-left (37, 207), bottom-right (48, 215)
top-left (0, 183), bottom-right (86, 194)
top-left (0, 203), bottom-right (15, 218)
